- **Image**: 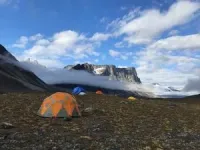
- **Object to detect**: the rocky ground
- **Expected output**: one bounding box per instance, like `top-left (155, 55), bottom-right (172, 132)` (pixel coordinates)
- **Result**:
top-left (0, 92), bottom-right (200, 150)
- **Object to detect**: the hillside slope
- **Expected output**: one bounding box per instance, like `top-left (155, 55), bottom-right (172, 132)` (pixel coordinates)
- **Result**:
top-left (0, 44), bottom-right (52, 92)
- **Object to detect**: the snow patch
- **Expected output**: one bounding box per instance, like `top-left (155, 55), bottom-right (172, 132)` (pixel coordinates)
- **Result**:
top-left (93, 67), bottom-right (106, 75)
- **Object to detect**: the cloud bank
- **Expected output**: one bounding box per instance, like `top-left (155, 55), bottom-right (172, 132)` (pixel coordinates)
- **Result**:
top-left (184, 77), bottom-right (200, 93)
top-left (18, 60), bottom-right (154, 96)
top-left (183, 69), bottom-right (200, 93)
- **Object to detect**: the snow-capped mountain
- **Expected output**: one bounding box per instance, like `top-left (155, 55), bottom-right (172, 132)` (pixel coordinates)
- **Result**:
top-left (148, 82), bottom-right (198, 98)
top-left (24, 58), bottom-right (46, 68)
top-left (152, 83), bottom-right (180, 92)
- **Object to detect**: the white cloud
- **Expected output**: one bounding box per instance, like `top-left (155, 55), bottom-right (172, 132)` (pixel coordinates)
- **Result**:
top-left (148, 34), bottom-right (200, 50)
top-left (109, 49), bottom-right (120, 57)
top-left (90, 32), bottom-right (111, 42)
top-left (35, 39), bottom-right (50, 46)
top-left (109, 49), bottom-right (133, 60)
top-left (107, 7), bottom-right (141, 31)
top-left (136, 44), bottom-right (200, 74)
top-left (100, 17), bottom-right (107, 23)
top-left (30, 33), bottom-right (43, 41)
top-left (36, 59), bottom-right (64, 68)
top-left (183, 77), bottom-right (200, 93)
top-left (118, 65), bottom-right (128, 68)
top-left (135, 33), bottom-right (200, 90)
top-left (121, 55), bottom-right (128, 60)
top-left (183, 68), bottom-right (200, 93)
top-left (137, 68), bottom-right (197, 89)
top-left (109, 0), bottom-right (200, 45)
top-left (21, 58), bottom-right (64, 68)
top-left (120, 6), bottom-right (127, 11)
top-left (13, 30), bottom-right (101, 68)
top-left (115, 41), bottom-right (125, 48)
top-left (73, 60), bottom-right (92, 65)
top-left (12, 36), bottom-right (29, 48)
top-left (12, 33), bottom-right (45, 49)
top-left (168, 30), bottom-right (179, 36)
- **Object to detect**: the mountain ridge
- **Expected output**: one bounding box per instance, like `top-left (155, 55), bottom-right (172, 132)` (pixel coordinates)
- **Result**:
top-left (0, 44), bottom-right (53, 92)
top-left (65, 63), bottom-right (141, 83)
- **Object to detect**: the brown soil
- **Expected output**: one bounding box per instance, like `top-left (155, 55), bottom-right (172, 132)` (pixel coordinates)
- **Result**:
top-left (0, 92), bottom-right (200, 150)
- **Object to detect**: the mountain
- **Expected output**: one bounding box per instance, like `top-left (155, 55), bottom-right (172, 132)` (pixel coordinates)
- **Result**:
top-left (65, 63), bottom-right (141, 83)
top-left (0, 45), bottom-right (17, 61)
top-left (185, 94), bottom-right (200, 99)
top-left (24, 58), bottom-right (47, 68)
top-left (152, 83), bottom-right (160, 86)
top-left (152, 83), bottom-right (180, 92)
top-left (168, 86), bottom-right (180, 92)
top-left (0, 44), bottom-right (52, 92)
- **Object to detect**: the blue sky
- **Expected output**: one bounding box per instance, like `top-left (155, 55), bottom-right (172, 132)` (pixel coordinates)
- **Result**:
top-left (0, 0), bottom-right (175, 37)
top-left (0, 0), bottom-right (200, 87)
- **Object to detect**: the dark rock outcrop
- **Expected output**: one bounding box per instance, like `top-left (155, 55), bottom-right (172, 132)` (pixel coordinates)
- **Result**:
top-left (0, 44), bottom-right (17, 61)
top-left (65, 63), bottom-right (141, 83)
top-left (0, 44), bottom-right (53, 92)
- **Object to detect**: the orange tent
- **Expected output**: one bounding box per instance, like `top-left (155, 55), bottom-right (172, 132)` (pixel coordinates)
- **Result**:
top-left (96, 90), bottom-right (103, 95)
top-left (37, 92), bottom-right (81, 118)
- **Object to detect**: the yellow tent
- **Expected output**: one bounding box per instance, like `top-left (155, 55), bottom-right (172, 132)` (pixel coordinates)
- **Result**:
top-left (128, 96), bottom-right (136, 100)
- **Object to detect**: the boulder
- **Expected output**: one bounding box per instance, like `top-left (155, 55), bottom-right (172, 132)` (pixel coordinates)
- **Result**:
top-left (1, 122), bottom-right (14, 129)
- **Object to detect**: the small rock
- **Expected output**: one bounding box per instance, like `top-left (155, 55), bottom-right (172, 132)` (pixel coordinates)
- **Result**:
top-left (0, 135), bottom-right (7, 140)
top-left (144, 146), bottom-right (151, 150)
top-left (63, 117), bottom-right (72, 121)
top-left (120, 101), bottom-right (128, 104)
top-left (1, 122), bottom-right (14, 129)
top-left (71, 127), bottom-right (80, 131)
top-left (42, 124), bottom-right (49, 128)
top-left (168, 103), bottom-right (177, 108)
top-left (93, 128), bottom-right (100, 132)
top-left (94, 109), bottom-right (106, 115)
top-left (177, 132), bottom-right (188, 137)
top-left (80, 136), bottom-right (92, 140)
top-left (52, 146), bottom-right (57, 150)
top-left (81, 107), bottom-right (94, 116)
top-left (38, 145), bottom-right (43, 149)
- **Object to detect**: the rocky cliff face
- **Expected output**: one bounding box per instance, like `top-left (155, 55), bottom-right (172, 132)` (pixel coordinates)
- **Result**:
top-left (65, 63), bottom-right (141, 83)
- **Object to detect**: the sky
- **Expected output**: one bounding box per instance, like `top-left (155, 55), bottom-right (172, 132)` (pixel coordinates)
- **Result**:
top-left (0, 0), bottom-right (200, 91)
